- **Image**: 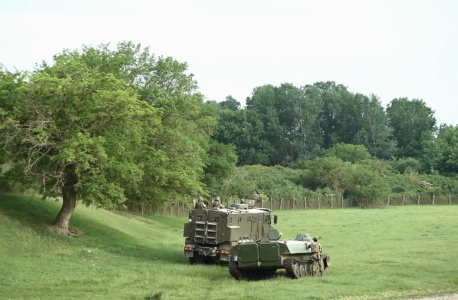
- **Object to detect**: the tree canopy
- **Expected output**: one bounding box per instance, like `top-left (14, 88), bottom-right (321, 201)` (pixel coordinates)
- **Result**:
top-left (1, 42), bottom-right (456, 230)
top-left (0, 42), bottom-right (237, 234)
top-left (386, 98), bottom-right (436, 158)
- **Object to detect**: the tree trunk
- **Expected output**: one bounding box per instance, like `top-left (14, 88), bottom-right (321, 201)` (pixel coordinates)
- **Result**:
top-left (52, 171), bottom-right (78, 235)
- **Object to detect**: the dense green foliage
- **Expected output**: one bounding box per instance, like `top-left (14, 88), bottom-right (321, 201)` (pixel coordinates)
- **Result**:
top-left (0, 42), bottom-right (237, 231)
top-left (211, 142), bottom-right (458, 208)
top-left (210, 82), bottom-right (458, 207)
top-left (421, 125), bottom-right (458, 175)
top-left (1, 194), bottom-right (458, 299)
top-left (386, 98), bottom-right (436, 158)
top-left (1, 41), bottom-right (458, 228)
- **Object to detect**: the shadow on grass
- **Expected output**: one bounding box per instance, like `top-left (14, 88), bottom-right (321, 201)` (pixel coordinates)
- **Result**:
top-left (0, 194), bottom-right (186, 264)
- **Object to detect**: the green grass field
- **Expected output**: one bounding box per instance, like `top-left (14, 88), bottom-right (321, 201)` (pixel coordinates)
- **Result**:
top-left (1, 194), bottom-right (457, 300)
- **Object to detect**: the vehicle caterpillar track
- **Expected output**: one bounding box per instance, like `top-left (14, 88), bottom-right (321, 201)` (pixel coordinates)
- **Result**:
top-left (228, 230), bottom-right (331, 280)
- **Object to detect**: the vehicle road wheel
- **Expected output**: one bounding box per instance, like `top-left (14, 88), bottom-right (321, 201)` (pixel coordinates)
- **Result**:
top-left (299, 263), bottom-right (306, 277)
top-left (293, 261), bottom-right (301, 278)
top-left (228, 260), bottom-right (245, 280)
top-left (285, 258), bottom-right (300, 279)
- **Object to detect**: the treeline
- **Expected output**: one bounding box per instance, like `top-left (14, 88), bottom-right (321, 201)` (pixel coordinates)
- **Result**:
top-left (210, 82), bottom-right (442, 166)
top-left (1, 42), bottom-right (458, 233)
top-left (204, 83), bottom-right (458, 207)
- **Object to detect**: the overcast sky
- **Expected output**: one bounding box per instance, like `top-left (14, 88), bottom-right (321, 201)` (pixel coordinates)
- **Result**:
top-left (1, 0), bottom-right (457, 125)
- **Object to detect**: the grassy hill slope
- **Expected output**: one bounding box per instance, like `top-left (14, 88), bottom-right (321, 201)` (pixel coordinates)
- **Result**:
top-left (1, 194), bottom-right (457, 300)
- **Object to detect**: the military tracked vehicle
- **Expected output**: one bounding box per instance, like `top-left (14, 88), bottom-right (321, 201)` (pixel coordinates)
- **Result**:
top-left (228, 229), bottom-right (330, 280)
top-left (183, 199), bottom-right (278, 264)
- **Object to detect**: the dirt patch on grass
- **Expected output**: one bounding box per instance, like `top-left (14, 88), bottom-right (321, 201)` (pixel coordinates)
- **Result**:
top-left (48, 225), bottom-right (85, 236)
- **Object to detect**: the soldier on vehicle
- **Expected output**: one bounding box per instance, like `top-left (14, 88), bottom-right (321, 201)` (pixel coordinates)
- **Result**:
top-left (307, 236), bottom-right (324, 276)
top-left (213, 196), bottom-right (223, 208)
top-left (240, 199), bottom-right (246, 204)
top-left (195, 196), bottom-right (207, 209)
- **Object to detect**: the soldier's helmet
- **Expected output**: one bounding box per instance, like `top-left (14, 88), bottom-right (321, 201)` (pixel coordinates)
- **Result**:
top-left (313, 237), bottom-right (318, 242)
top-left (215, 196), bottom-right (221, 201)
top-left (241, 199), bottom-right (246, 204)
top-left (198, 196), bottom-right (203, 202)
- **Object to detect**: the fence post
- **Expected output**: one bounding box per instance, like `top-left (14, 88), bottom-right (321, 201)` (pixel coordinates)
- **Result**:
top-left (261, 199), bottom-right (264, 208)
top-left (432, 194), bottom-right (435, 205)
top-left (386, 196), bottom-right (390, 206)
top-left (402, 195), bottom-right (405, 206)
top-left (292, 199), bottom-right (295, 210)
top-left (449, 194), bottom-right (452, 205)
top-left (270, 198), bottom-right (272, 211)
top-left (417, 195), bottom-right (420, 205)
top-left (304, 197), bottom-right (307, 210)
top-left (170, 203), bottom-right (173, 216)
top-left (318, 197), bottom-right (321, 209)
top-left (141, 204), bottom-right (144, 215)
top-left (341, 196), bottom-right (344, 208)
top-left (280, 198), bottom-right (283, 210)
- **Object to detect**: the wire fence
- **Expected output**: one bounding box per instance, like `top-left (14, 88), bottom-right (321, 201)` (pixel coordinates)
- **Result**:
top-left (125, 194), bottom-right (458, 217)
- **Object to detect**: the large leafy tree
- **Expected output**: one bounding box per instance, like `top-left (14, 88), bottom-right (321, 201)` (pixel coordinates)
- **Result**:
top-left (386, 98), bottom-right (436, 158)
top-left (201, 140), bottom-right (238, 196)
top-left (217, 95), bottom-right (241, 111)
top-left (310, 81), bottom-right (358, 149)
top-left (246, 83), bottom-right (323, 165)
top-left (66, 42), bottom-right (237, 203)
top-left (212, 107), bottom-right (274, 166)
top-left (421, 125), bottom-right (458, 175)
top-left (352, 94), bottom-right (397, 159)
top-left (0, 61), bottom-right (162, 234)
top-left (310, 82), bottom-right (396, 158)
top-left (0, 42), bottom-right (230, 233)
top-left (74, 42), bottom-right (221, 202)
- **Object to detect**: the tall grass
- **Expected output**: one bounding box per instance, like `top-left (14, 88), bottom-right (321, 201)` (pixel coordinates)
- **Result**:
top-left (0, 194), bottom-right (457, 300)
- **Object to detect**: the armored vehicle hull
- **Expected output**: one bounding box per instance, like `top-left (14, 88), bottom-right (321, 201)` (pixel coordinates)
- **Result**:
top-left (228, 233), bottom-right (330, 280)
top-left (183, 204), bottom-right (277, 264)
